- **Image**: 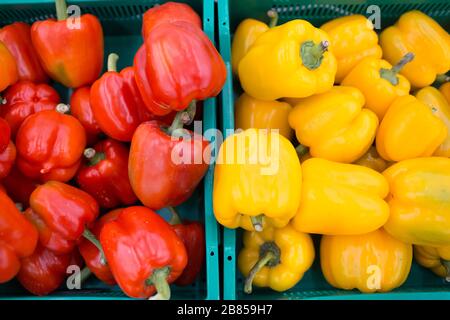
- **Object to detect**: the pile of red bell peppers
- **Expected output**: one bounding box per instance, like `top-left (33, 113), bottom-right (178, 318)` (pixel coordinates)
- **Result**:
top-left (0, 0), bottom-right (226, 299)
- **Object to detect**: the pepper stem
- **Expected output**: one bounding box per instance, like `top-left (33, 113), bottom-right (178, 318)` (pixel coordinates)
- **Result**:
top-left (15, 203), bottom-right (24, 212)
top-left (167, 207), bottom-right (182, 225)
top-left (442, 260), bottom-right (450, 283)
top-left (300, 40), bottom-right (329, 70)
top-left (107, 53), bottom-right (119, 72)
top-left (167, 100), bottom-right (197, 135)
top-left (380, 52), bottom-right (414, 86)
top-left (250, 215), bottom-right (264, 232)
top-left (0, 95), bottom-right (6, 105)
top-left (267, 9), bottom-right (278, 28)
top-left (82, 229), bottom-right (107, 265)
top-left (147, 267), bottom-right (171, 300)
top-left (295, 144), bottom-right (309, 158)
top-left (244, 251), bottom-right (274, 294)
top-left (55, 0), bottom-right (68, 20)
top-left (80, 266), bottom-right (92, 284)
top-left (56, 103), bottom-right (70, 114)
top-left (84, 148), bottom-right (106, 166)
top-left (435, 74), bottom-right (450, 85)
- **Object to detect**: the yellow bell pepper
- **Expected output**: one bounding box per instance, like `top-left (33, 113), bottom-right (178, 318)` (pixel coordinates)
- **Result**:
top-left (238, 19), bottom-right (337, 101)
top-left (414, 245), bottom-right (450, 280)
top-left (440, 82), bottom-right (450, 104)
top-left (238, 224), bottom-right (314, 293)
top-left (234, 93), bottom-right (293, 140)
top-left (288, 86), bottom-right (378, 163)
top-left (380, 10), bottom-right (450, 88)
top-left (292, 158), bottom-right (390, 235)
top-left (376, 95), bottom-right (447, 161)
top-left (321, 229), bottom-right (412, 293)
top-left (354, 146), bottom-right (389, 173)
top-left (415, 86), bottom-right (450, 157)
top-left (213, 128), bottom-right (302, 231)
top-left (231, 10), bottom-right (278, 75)
top-left (383, 157), bottom-right (450, 247)
top-left (320, 15), bottom-right (382, 83)
top-left (341, 54), bottom-right (413, 120)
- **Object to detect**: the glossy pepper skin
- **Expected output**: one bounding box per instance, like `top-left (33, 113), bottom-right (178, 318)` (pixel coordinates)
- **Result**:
top-left (0, 41), bottom-right (18, 92)
top-left (78, 209), bottom-right (122, 285)
top-left (293, 158), bottom-right (389, 235)
top-left (0, 191), bottom-right (38, 283)
top-left (342, 55), bottom-right (412, 120)
top-left (145, 21), bottom-right (226, 113)
top-left (16, 109), bottom-right (86, 182)
top-left (30, 0), bottom-right (103, 88)
top-left (76, 139), bottom-right (137, 209)
top-left (238, 20), bottom-right (337, 101)
top-left (168, 208), bottom-right (205, 286)
top-left (0, 118), bottom-right (10, 152)
top-left (320, 15), bottom-right (382, 83)
top-left (0, 141), bottom-right (16, 179)
top-left (70, 86), bottom-right (101, 146)
top-left (383, 157), bottom-right (450, 247)
top-left (231, 10), bottom-right (278, 75)
top-left (440, 82), bottom-right (450, 104)
top-left (213, 128), bottom-right (302, 231)
top-left (414, 245), bottom-right (450, 280)
top-left (289, 86), bottom-right (378, 163)
top-left (91, 53), bottom-right (153, 142)
top-left (238, 224), bottom-right (314, 293)
top-left (321, 229), bottom-right (412, 293)
top-left (380, 11), bottom-right (450, 88)
top-left (1, 165), bottom-right (39, 207)
top-left (142, 1), bottom-right (201, 39)
top-left (354, 146), bottom-right (389, 173)
top-left (129, 115), bottom-right (210, 210)
top-left (376, 95), bottom-right (447, 162)
top-left (17, 244), bottom-right (81, 296)
top-left (0, 22), bottom-right (48, 83)
top-left (0, 80), bottom-right (60, 137)
top-left (100, 206), bottom-right (188, 299)
top-left (415, 87), bottom-right (450, 157)
top-left (27, 181), bottom-right (99, 254)
top-left (235, 93), bottom-right (293, 140)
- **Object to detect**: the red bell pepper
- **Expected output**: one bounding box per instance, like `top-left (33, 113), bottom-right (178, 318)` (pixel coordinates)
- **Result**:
top-left (129, 105), bottom-right (210, 210)
top-left (17, 243), bottom-right (83, 296)
top-left (100, 206), bottom-right (187, 299)
top-left (168, 207), bottom-right (205, 286)
top-left (0, 118), bottom-right (11, 152)
top-left (90, 53), bottom-right (153, 142)
top-left (144, 21), bottom-right (226, 112)
top-left (78, 208), bottom-right (122, 286)
top-left (0, 141), bottom-right (16, 180)
top-left (70, 86), bottom-right (101, 146)
top-left (142, 2), bottom-right (201, 39)
top-left (0, 80), bottom-right (60, 137)
top-left (16, 106), bottom-right (86, 182)
top-left (0, 40), bottom-right (18, 93)
top-left (0, 22), bottom-right (49, 83)
top-left (30, 0), bottom-right (103, 88)
top-left (2, 165), bottom-right (39, 207)
top-left (0, 191), bottom-right (38, 283)
top-left (26, 181), bottom-right (99, 254)
top-left (76, 138), bottom-right (137, 208)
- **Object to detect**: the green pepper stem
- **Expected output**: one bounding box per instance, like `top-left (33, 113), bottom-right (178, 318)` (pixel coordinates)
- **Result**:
top-left (435, 74), bottom-right (450, 85)
top-left (442, 260), bottom-right (450, 283)
top-left (55, 0), bottom-right (68, 21)
top-left (0, 95), bottom-right (6, 105)
top-left (167, 207), bottom-right (182, 225)
top-left (15, 203), bottom-right (24, 212)
top-left (82, 229), bottom-right (107, 265)
top-left (250, 215), bottom-right (264, 232)
top-left (147, 267), bottom-right (171, 300)
top-left (80, 267), bottom-right (92, 284)
top-left (84, 148), bottom-right (106, 166)
top-left (380, 52), bottom-right (414, 86)
top-left (295, 144), bottom-right (309, 158)
top-left (300, 40), bottom-right (329, 70)
top-left (107, 53), bottom-right (119, 73)
top-left (244, 251), bottom-right (275, 294)
top-left (267, 9), bottom-right (278, 28)
top-left (56, 103), bottom-right (70, 114)
top-left (167, 100), bottom-right (197, 135)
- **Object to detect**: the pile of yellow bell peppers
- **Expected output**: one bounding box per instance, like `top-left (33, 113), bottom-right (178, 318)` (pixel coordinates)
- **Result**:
top-left (213, 9), bottom-right (450, 295)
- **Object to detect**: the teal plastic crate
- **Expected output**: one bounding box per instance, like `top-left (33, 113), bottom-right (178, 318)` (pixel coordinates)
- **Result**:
top-left (217, 0), bottom-right (450, 300)
top-left (0, 0), bottom-right (220, 300)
